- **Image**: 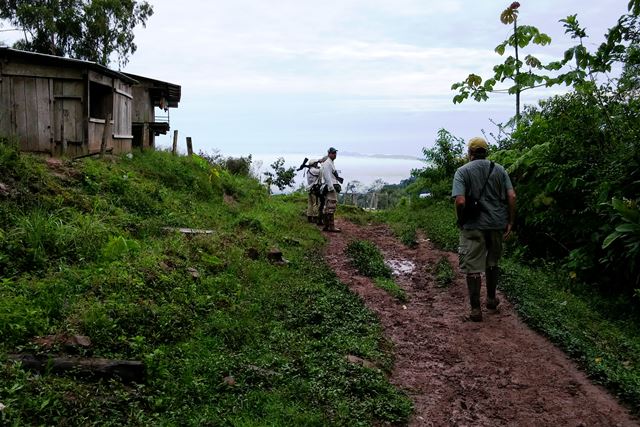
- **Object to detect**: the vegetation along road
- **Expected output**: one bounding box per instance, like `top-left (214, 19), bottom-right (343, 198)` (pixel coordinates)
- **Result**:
top-left (326, 217), bottom-right (638, 426)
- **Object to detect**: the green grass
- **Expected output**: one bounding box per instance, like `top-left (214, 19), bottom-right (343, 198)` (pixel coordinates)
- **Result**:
top-left (337, 204), bottom-right (376, 225)
top-left (0, 145), bottom-right (412, 426)
top-left (345, 240), bottom-right (392, 279)
top-left (373, 277), bottom-right (409, 303)
top-left (382, 196), bottom-right (640, 412)
top-left (500, 259), bottom-right (640, 409)
top-left (433, 256), bottom-right (455, 288)
top-left (344, 240), bottom-right (409, 303)
top-left (382, 199), bottom-right (458, 251)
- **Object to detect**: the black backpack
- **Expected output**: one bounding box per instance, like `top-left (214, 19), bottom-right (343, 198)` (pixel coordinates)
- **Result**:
top-left (462, 161), bottom-right (495, 224)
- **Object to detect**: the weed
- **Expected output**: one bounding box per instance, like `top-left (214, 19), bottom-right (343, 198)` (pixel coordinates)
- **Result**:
top-left (374, 277), bottom-right (409, 302)
top-left (382, 200), bottom-right (458, 251)
top-left (434, 256), bottom-right (455, 287)
top-left (345, 240), bottom-right (392, 278)
top-left (338, 204), bottom-right (376, 225)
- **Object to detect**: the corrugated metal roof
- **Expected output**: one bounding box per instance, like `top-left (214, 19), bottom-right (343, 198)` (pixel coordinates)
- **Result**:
top-left (0, 47), bottom-right (139, 84)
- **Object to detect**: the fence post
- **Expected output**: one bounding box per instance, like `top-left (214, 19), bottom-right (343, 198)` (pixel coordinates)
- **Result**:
top-left (100, 113), bottom-right (112, 158)
top-left (172, 130), bottom-right (178, 155)
top-left (186, 137), bottom-right (193, 157)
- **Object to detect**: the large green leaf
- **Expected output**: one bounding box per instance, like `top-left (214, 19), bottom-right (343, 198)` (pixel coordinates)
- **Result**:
top-left (602, 231), bottom-right (622, 249)
top-left (612, 198), bottom-right (640, 222)
top-left (616, 223), bottom-right (640, 233)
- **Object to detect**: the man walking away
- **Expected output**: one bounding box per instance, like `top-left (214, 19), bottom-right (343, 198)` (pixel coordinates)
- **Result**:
top-left (452, 137), bottom-right (516, 322)
top-left (320, 147), bottom-right (342, 232)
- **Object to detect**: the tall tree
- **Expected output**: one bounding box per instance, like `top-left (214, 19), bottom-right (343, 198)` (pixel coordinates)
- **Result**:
top-left (0, 0), bottom-right (153, 67)
top-left (451, 2), bottom-right (552, 122)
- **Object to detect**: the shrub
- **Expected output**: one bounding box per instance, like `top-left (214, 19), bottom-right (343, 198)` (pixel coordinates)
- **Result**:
top-left (345, 240), bottom-right (392, 278)
top-left (225, 155), bottom-right (252, 176)
top-left (434, 256), bottom-right (455, 287)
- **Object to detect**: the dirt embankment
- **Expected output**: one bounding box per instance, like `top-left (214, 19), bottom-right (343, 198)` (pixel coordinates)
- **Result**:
top-left (323, 219), bottom-right (638, 427)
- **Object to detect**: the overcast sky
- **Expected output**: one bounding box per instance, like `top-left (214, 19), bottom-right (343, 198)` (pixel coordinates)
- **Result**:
top-left (1, 1), bottom-right (630, 158)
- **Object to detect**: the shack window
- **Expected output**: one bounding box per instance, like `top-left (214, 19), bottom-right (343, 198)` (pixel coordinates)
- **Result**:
top-left (89, 81), bottom-right (113, 119)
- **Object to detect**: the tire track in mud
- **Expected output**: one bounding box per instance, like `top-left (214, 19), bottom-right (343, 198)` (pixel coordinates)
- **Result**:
top-left (323, 219), bottom-right (638, 426)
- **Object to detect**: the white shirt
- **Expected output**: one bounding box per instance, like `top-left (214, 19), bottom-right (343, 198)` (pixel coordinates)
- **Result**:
top-left (320, 157), bottom-right (338, 192)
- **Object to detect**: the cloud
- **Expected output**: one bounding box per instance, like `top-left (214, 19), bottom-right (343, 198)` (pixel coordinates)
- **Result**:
top-left (121, 0), bottom-right (630, 155)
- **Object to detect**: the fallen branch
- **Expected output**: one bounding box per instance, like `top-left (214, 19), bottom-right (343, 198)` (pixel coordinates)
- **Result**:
top-left (8, 354), bottom-right (145, 383)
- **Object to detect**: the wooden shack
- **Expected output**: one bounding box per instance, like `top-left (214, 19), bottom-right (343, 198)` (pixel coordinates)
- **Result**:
top-left (0, 48), bottom-right (180, 158)
top-left (124, 73), bottom-right (181, 150)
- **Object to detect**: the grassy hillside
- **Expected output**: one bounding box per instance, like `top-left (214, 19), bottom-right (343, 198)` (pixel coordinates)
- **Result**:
top-left (0, 143), bottom-right (411, 426)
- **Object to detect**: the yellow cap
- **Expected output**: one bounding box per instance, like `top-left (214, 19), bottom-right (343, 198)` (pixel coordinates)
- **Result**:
top-left (468, 137), bottom-right (488, 151)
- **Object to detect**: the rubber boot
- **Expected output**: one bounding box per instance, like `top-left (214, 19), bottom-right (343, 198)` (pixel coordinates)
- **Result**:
top-left (317, 214), bottom-right (324, 226)
top-left (486, 266), bottom-right (500, 310)
top-left (466, 274), bottom-right (483, 321)
top-left (307, 215), bottom-right (314, 223)
top-left (323, 214), bottom-right (341, 233)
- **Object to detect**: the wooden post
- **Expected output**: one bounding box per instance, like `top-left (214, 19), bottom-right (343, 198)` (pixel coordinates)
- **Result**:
top-left (172, 130), bottom-right (178, 155)
top-left (61, 123), bottom-right (67, 156)
top-left (100, 113), bottom-right (112, 158)
top-left (186, 136), bottom-right (193, 157)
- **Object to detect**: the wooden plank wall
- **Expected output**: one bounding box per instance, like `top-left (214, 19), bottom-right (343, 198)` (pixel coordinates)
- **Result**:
top-left (131, 86), bottom-right (152, 123)
top-left (88, 121), bottom-right (106, 153)
top-left (114, 94), bottom-right (132, 138)
top-left (53, 80), bottom-right (84, 142)
top-left (1, 61), bottom-right (136, 156)
top-left (8, 76), bottom-right (53, 153)
top-left (0, 62), bottom-right (10, 136)
top-left (113, 80), bottom-right (133, 151)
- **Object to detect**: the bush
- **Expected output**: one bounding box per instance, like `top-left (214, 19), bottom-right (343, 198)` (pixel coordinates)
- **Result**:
top-left (225, 155), bottom-right (252, 176)
top-left (345, 240), bottom-right (392, 278)
top-left (434, 256), bottom-right (455, 287)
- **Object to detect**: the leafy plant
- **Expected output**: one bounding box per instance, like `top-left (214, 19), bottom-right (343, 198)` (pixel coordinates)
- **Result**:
top-left (100, 235), bottom-right (141, 262)
top-left (601, 198), bottom-right (640, 286)
top-left (434, 256), bottom-right (455, 288)
top-left (374, 277), bottom-right (408, 302)
top-left (345, 240), bottom-right (392, 278)
top-left (263, 157), bottom-right (296, 192)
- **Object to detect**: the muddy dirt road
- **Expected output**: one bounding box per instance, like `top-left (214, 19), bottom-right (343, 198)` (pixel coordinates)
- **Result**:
top-left (323, 219), bottom-right (638, 426)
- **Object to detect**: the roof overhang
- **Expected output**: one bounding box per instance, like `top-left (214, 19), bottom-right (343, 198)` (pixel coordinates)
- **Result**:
top-left (0, 47), bottom-right (139, 84)
top-left (124, 73), bottom-right (181, 108)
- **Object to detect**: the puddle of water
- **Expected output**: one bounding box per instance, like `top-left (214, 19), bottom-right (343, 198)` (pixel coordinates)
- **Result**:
top-left (385, 259), bottom-right (415, 275)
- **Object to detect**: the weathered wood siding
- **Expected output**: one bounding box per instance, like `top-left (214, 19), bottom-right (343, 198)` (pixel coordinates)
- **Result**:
top-left (0, 54), bottom-right (136, 156)
top-left (53, 79), bottom-right (85, 156)
top-left (113, 80), bottom-right (133, 152)
top-left (130, 85), bottom-right (153, 149)
top-left (131, 86), bottom-right (152, 123)
top-left (0, 75), bottom-right (54, 153)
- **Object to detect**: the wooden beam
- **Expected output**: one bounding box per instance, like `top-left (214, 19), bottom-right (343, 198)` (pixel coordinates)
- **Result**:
top-left (100, 112), bottom-right (112, 158)
top-left (8, 354), bottom-right (145, 383)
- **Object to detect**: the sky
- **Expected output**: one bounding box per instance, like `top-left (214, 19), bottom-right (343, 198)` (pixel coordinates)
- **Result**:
top-left (0, 1), bottom-right (631, 169)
